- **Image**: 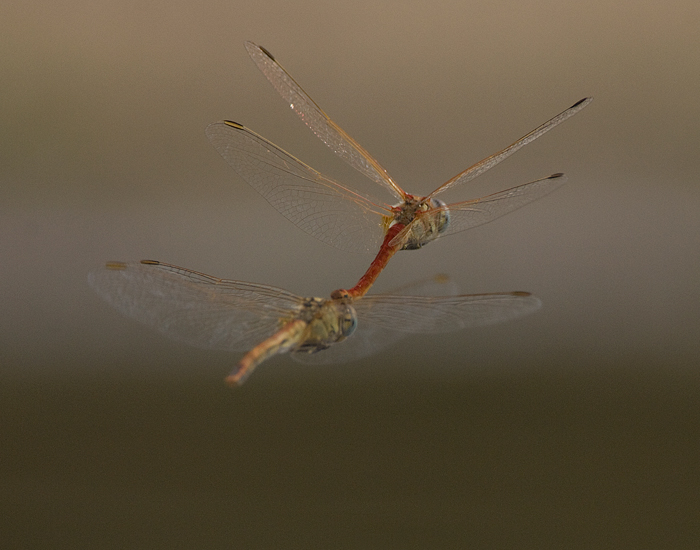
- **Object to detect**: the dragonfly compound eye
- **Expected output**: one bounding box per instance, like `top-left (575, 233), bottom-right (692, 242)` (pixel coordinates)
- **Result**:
top-left (429, 198), bottom-right (451, 234)
top-left (341, 306), bottom-right (358, 338)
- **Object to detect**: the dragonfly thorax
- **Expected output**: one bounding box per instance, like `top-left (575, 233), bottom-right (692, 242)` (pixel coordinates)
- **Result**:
top-left (385, 195), bottom-right (423, 225)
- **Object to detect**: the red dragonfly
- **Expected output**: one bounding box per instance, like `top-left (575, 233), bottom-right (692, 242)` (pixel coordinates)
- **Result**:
top-left (89, 260), bottom-right (541, 385)
top-left (206, 42), bottom-right (592, 298)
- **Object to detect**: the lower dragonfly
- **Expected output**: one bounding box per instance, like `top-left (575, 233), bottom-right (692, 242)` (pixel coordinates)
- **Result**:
top-left (89, 260), bottom-right (542, 385)
top-left (205, 42), bottom-right (592, 297)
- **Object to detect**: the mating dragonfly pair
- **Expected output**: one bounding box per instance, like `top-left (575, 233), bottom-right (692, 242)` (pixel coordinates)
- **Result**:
top-left (90, 42), bottom-right (591, 385)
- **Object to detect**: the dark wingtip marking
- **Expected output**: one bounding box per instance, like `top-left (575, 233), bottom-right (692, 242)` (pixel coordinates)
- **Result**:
top-left (511, 291), bottom-right (532, 297)
top-left (140, 259), bottom-right (160, 265)
top-left (259, 45), bottom-right (275, 61)
top-left (223, 120), bottom-right (245, 129)
top-left (550, 172), bottom-right (565, 179)
top-left (571, 97), bottom-right (592, 108)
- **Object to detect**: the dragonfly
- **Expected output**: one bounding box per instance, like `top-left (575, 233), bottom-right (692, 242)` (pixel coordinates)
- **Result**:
top-left (89, 260), bottom-right (542, 385)
top-left (206, 42), bottom-right (592, 297)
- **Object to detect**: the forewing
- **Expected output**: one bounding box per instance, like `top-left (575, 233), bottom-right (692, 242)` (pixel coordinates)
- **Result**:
top-left (353, 291), bottom-right (542, 334)
top-left (421, 173), bottom-right (566, 242)
top-left (428, 97), bottom-right (592, 199)
top-left (292, 274), bottom-right (461, 365)
top-left (88, 260), bottom-right (303, 352)
top-left (206, 121), bottom-right (388, 253)
top-left (245, 41), bottom-right (405, 200)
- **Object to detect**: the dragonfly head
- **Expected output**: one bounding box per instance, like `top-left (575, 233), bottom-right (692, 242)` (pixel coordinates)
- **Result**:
top-left (323, 295), bottom-right (357, 339)
top-left (295, 298), bottom-right (357, 353)
top-left (400, 197), bottom-right (451, 250)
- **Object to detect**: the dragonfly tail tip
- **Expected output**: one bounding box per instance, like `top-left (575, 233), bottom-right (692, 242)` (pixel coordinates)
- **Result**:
top-left (225, 374), bottom-right (244, 388)
top-left (226, 363), bottom-right (253, 387)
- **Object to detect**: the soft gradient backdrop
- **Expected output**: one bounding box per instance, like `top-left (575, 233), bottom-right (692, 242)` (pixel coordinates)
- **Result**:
top-left (2, 1), bottom-right (699, 547)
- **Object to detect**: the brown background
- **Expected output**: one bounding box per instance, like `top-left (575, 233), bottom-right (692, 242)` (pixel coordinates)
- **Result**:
top-left (2, 1), bottom-right (699, 547)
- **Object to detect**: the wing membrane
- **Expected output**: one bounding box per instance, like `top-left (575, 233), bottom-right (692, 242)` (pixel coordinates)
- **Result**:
top-left (428, 97), bottom-right (592, 198)
top-left (292, 274), bottom-right (460, 364)
top-left (245, 41), bottom-right (405, 200)
top-left (354, 291), bottom-right (541, 333)
top-left (88, 260), bottom-right (303, 352)
top-left (433, 172), bottom-right (567, 238)
top-left (296, 286), bottom-right (540, 365)
top-left (388, 173), bottom-right (566, 248)
top-left (206, 121), bottom-right (390, 253)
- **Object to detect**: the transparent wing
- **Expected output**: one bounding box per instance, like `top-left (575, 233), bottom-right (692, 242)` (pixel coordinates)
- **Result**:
top-left (428, 97), bottom-right (592, 199)
top-left (245, 41), bottom-right (406, 201)
top-left (354, 291), bottom-right (541, 334)
top-left (401, 173), bottom-right (567, 244)
top-left (385, 273), bottom-right (460, 299)
top-left (294, 287), bottom-right (539, 365)
top-left (292, 274), bottom-right (461, 365)
top-left (389, 173), bottom-right (565, 248)
top-left (206, 120), bottom-right (390, 253)
top-left (88, 260), bottom-right (304, 352)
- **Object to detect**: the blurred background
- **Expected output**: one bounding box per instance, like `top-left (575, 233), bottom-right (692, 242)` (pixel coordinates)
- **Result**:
top-left (2, 0), bottom-right (699, 547)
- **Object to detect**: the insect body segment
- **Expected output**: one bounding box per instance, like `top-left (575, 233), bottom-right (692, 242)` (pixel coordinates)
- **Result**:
top-left (343, 223), bottom-right (405, 298)
top-left (231, 297), bottom-right (357, 385)
top-left (232, 319), bottom-right (308, 385)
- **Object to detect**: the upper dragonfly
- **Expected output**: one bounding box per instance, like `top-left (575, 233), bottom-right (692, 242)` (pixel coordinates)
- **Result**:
top-left (206, 42), bottom-right (592, 297)
top-left (89, 260), bottom-right (541, 385)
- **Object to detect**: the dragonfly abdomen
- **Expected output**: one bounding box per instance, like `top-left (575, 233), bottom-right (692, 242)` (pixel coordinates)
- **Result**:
top-left (229, 319), bottom-right (308, 385)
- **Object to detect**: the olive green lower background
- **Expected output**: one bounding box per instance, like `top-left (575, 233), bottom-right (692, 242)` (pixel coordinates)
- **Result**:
top-left (3, 1), bottom-right (700, 547)
top-left (3, 366), bottom-right (699, 548)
